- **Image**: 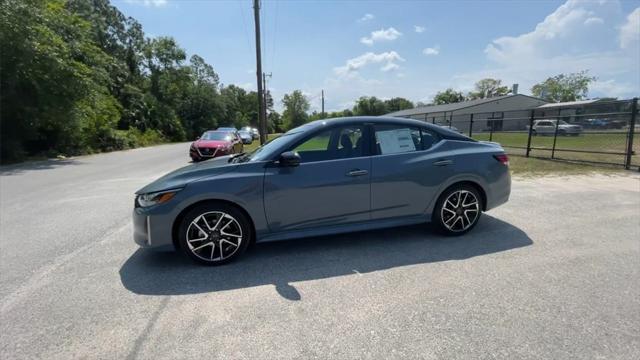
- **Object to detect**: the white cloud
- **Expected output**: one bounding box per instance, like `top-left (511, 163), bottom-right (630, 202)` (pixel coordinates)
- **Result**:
top-left (125, 0), bottom-right (168, 7)
top-left (334, 51), bottom-right (405, 76)
top-left (422, 46), bottom-right (440, 56)
top-left (381, 63), bottom-right (400, 72)
top-left (584, 17), bottom-right (604, 25)
top-left (590, 79), bottom-right (637, 98)
top-left (414, 25), bottom-right (426, 33)
top-left (358, 13), bottom-right (375, 23)
top-left (619, 7), bottom-right (640, 49)
top-left (472, 0), bottom-right (639, 99)
top-left (360, 27), bottom-right (402, 46)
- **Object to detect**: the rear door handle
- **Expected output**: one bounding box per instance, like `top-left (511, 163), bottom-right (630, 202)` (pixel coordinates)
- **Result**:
top-left (347, 169), bottom-right (368, 177)
top-left (433, 159), bottom-right (453, 166)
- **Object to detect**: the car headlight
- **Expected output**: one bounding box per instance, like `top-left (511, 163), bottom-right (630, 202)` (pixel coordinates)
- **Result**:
top-left (136, 188), bottom-right (181, 208)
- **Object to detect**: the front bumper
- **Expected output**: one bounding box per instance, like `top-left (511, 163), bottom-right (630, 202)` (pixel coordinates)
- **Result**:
top-left (132, 206), bottom-right (175, 250)
top-left (190, 146), bottom-right (230, 160)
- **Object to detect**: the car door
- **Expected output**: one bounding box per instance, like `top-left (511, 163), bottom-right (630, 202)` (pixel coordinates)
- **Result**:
top-left (369, 124), bottom-right (451, 220)
top-left (263, 124), bottom-right (371, 233)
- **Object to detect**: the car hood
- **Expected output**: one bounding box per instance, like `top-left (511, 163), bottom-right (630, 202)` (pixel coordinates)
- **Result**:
top-left (194, 140), bottom-right (230, 147)
top-left (135, 156), bottom-right (237, 194)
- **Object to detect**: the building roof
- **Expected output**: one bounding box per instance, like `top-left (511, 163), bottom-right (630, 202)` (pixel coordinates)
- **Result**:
top-left (386, 94), bottom-right (546, 117)
top-left (536, 99), bottom-right (601, 109)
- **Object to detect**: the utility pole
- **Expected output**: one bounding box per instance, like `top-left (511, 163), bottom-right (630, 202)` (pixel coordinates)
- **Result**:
top-left (263, 72), bottom-right (272, 133)
top-left (321, 90), bottom-right (325, 118)
top-left (253, 0), bottom-right (266, 144)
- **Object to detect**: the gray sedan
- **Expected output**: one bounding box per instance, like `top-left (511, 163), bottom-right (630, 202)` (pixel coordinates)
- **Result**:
top-left (133, 117), bottom-right (511, 265)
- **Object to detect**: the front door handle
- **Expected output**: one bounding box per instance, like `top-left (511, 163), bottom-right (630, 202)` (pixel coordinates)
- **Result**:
top-left (347, 169), bottom-right (368, 177)
top-left (433, 159), bottom-right (453, 166)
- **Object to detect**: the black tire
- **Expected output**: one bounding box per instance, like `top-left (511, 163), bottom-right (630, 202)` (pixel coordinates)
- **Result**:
top-left (178, 203), bottom-right (251, 265)
top-left (532, 130), bottom-right (537, 136)
top-left (558, 130), bottom-right (567, 136)
top-left (432, 184), bottom-right (483, 236)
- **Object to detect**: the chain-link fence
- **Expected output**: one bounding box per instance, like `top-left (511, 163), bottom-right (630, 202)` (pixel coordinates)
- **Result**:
top-left (428, 98), bottom-right (639, 170)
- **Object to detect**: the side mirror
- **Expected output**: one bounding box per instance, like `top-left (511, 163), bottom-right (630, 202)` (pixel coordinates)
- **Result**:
top-left (195, 136), bottom-right (200, 140)
top-left (278, 151), bottom-right (301, 167)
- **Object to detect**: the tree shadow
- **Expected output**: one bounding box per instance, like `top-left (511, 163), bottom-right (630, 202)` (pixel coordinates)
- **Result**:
top-left (0, 158), bottom-right (81, 175)
top-left (119, 215), bottom-right (532, 301)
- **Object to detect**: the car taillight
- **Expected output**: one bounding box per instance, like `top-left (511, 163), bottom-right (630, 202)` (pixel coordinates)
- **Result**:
top-left (493, 154), bottom-right (509, 166)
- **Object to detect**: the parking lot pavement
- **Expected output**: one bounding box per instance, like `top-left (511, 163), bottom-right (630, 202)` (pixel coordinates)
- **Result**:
top-left (1, 144), bottom-right (639, 359)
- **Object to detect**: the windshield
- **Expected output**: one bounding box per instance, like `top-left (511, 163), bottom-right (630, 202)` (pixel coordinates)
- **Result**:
top-left (234, 134), bottom-right (294, 163)
top-left (238, 131), bottom-right (251, 136)
top-left (201, 132), bottom-right (232, 141)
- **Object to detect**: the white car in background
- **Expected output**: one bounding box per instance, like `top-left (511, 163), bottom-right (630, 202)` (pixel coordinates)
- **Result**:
top-left (242, 126), bottom-right (260, 140)
top-left (531, 119), bottom-right (582, 136)
top-left (238, 130), bottom-right (253, 144)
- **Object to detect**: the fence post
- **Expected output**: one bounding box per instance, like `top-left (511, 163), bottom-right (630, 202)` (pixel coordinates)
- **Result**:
top-left (468, 113), bottom-right (474, 137)
top-left (551, 108), bottom-right (561, 159)
top-left (624, 97), bottom-right (638, 170)
top-left (449, 112), bottom-right (453, 129)
top-left (525, 109), bottom-right (535, 157)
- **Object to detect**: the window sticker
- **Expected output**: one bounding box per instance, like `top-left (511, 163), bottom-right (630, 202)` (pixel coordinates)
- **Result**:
top-left (376, 128), bottom-right (416, 154)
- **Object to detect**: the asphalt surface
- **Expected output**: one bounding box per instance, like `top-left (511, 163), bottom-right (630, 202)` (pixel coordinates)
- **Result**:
top-left (1, 143), bottom-right (639, 359)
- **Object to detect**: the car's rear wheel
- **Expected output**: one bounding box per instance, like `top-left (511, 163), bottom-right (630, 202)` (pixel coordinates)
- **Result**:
top-left (433, 185), bottom-right (483, 236)
top-left (178, 203), bottom-right (250, 265)
top-left (532, 130), bottom-right (537, 136)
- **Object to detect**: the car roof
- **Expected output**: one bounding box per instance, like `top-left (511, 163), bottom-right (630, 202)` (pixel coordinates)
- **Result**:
top-left (300, 116), bottom-right (471, 140)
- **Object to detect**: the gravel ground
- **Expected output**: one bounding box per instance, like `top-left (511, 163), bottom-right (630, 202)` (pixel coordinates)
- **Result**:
top-left (1, 143), bottom-right (639, 359)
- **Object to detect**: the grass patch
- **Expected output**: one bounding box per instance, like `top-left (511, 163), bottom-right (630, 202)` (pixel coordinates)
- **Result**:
top-left (508, 155), bottom-right (625, 177)
top-left (472, 131), bottom-right (639, 166)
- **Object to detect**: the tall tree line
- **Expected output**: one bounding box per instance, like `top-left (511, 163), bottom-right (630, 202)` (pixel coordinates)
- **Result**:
top-left (0, 0), bottom-right (264, 161)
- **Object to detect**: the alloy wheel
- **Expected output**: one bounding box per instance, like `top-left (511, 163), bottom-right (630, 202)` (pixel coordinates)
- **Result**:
top-left (186, 211), bottom-right (243, 262)
top-left (440, 190), bottom-right (480, 232)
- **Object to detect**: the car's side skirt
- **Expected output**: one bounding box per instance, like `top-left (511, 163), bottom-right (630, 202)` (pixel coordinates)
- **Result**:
top-left (256, 214), bottom-right (428, 243)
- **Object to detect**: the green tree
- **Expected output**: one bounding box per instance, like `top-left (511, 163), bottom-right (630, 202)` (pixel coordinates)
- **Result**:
top-left (267, 111), bottom-right (283, 133)
top-left (532, 71), bottom-right (596, 103)
top-left (433, 89), bottom-right (465, 105)
top-left (384, 97), bottom-right (414, 112)
top-left (353, 96), bottom-right (388, 115)
top-left (177, 55), bottom-right (224, 139)
top-left (282, 90), bottom-right (310, 130)
top-left (0, 0), bottom-right (118, 159)
top-left (468, 78), bottom-right (510, 99)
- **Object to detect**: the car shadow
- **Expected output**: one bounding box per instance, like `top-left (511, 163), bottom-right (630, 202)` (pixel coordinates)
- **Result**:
top-left (119, 215), bottom-right (532, 301)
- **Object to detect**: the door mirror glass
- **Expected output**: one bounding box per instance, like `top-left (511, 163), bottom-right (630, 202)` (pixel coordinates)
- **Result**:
top-left (279, 151), bottom-right (301, 167)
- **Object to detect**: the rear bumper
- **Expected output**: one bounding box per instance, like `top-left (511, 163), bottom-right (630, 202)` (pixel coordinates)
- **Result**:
top-left (485, 168), bottom-right (511, 211)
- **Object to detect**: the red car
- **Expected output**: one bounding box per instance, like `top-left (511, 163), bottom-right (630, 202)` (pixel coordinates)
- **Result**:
top-left (189, 131), bottom-right (244, 162)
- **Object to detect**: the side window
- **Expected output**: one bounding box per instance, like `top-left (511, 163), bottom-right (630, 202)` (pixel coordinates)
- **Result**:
top-left (374, 125), bottom-right (422, 155)
top-left (292, 125), bottom-right (365, 163)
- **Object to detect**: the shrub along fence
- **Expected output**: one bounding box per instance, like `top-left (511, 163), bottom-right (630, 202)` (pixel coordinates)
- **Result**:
top-left (425, 98), bottom-right (639, 171)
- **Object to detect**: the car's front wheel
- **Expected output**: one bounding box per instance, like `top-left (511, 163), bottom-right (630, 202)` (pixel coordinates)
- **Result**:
top-left (433, 185), bottom-right (483, 236)
top-left (178, 203), bottom-right (251, 265)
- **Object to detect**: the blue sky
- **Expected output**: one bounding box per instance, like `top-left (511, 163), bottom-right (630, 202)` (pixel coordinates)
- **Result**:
top-left (116, 0), bottom-right (639, 112)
